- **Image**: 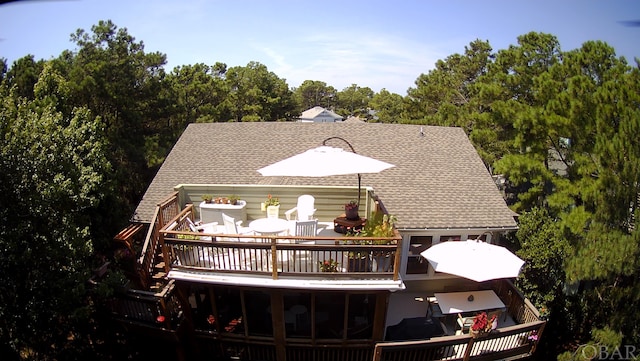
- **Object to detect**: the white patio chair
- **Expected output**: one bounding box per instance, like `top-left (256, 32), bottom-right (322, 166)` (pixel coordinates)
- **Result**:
top-left (456, 313), bottom-right (473, 334)
top-left (221, 213), bottom-right (257, 269)
top-left (295, 220), bottom-right (318, 239)
top-left (292, 220), bottom-right (318, 272)
top-left (221, 213), bottom-right (254, 242)
top-left (285, 194), bottom-right (316, 221)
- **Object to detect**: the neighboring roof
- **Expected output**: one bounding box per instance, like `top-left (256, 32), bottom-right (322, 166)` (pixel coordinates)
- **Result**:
top-left (134, 122), bottom-right (517, 231)
top-left (299, 106), bottom-right (343, 121)
top-left (344, 116), bottom-right (365, 123)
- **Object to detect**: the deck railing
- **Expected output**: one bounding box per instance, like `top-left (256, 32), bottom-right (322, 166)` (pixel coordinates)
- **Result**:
top-left (137, 191), bottom-right (180, 289)
top-left (491, 279), bottom-right (542, 324)
top-left (106, 279), bottom-right (182, 330)
top-left (158, 205), bottom-right (402, 280)
top-left (372, 321), bottom-right (545, 361)
top-left (192, 317), bottom-right (545, 361)
top-left (163, 234), bottom-right (400, 278)
top-left (369, 280), bottom-right (546, 361)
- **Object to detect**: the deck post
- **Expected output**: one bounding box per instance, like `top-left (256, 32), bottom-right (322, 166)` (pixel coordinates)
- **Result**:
top-left (462, 337), bottom-right (474, 361)
top-left (271, 237), bottom-right (278, 279)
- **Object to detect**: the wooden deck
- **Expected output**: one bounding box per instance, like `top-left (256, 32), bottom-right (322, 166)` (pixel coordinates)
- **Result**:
top-left (158, 205), bottom-right (402, 283)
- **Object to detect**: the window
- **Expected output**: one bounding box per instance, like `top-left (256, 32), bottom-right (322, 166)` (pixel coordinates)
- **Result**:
top-left (468, 233), bottom-right (488, 242)
top-left (188, 286), bottom-right (215, 332)
top-left (314, 292), bottom-right (377, 339)
top-left (407, 236), bottom-right (432, 274)
top-left (214, 287), bottom-right (244, 335)
top-left (245, 290), bottom-right (272, 337)
top-left (284, 291), bottom-right (311, 338)
top-left (347, 294), bottom-right (374, 339)
top-left (315, 293), bottom-right (345, 339)
top-left (193, 286), bottom-right (380, 342)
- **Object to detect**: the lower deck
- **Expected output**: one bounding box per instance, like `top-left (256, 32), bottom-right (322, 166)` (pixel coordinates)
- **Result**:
top-left (386, 291), bottom-right (517, 337)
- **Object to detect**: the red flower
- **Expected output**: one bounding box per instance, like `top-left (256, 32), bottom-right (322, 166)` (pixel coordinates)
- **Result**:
top-left (319, 259), bottom-right (339, 272)
top-left (471, 312), bottom-right (486, 331)
top-left (265, 194), bottom-right (279, 206)
top-left (471, 312), bottom-right (496, 332)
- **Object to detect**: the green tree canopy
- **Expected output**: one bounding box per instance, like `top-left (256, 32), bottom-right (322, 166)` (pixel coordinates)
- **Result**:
top-left (293, 80), bottom-right (338, 112)
top-left (335, 83), bottom-right (374, 117)
top-left (0, 63), bottom-right (112, 359)
top-left (405, 39), bottom-right (493, 129)
top-left (489, 38), bottom-right (640, 355)
top-left (223, 61), bottom-right (296, 122)
top-left (64, 20), bottom-right (167, 209)
top-left (369, 88), bottom-right (404, 123)
top-left (2, 55), bottom-right (45, 100)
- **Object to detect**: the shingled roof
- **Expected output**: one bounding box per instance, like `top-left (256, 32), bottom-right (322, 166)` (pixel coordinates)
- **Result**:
top-left (134, 122), bottom-right (517, 230)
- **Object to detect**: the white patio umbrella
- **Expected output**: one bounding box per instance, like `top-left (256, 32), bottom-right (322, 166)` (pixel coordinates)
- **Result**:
top-left (257, 138), bottom-right (395, 203)
top-left (420, 239), bottom-right (524, 282)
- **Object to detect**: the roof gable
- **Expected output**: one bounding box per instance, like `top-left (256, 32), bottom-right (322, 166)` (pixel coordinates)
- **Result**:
top-left (299, 106), bottom-right (343, 121)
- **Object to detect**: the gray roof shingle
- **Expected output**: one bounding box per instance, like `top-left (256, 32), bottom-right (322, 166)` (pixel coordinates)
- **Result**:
top-left (134, 122), bottom-right (517, 230)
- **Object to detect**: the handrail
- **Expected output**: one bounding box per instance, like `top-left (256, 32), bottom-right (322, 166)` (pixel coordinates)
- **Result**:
top-left (137, 191), bottom-right (180, 289)
top-left (373, 321), bottom-right (546, 361)
top-left (108, 280), bottom-right (182, 330)
top-left (492, 279), bottom-right (541, 324)
top-left (162, 233), bottom-right (401, 279)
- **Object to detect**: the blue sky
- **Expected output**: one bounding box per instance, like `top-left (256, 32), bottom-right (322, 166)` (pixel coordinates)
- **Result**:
top-left (1, 0), bottom-right (639, 95)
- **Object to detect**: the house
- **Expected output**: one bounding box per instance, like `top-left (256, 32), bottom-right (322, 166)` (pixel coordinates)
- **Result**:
top-left (297, 106), bottom-right (344, 122)
top-left (110, 122), bottom-right (544, 361)
top-left (343, 115), bottom-right (366, 123)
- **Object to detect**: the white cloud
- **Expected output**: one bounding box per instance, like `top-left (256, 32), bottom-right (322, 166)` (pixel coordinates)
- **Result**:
top-left (255, 31), bottom-right (444, 94)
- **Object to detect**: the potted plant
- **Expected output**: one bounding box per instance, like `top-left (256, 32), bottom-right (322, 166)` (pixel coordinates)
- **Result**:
top-left (214, 197), bottom-right (227, 204)
top-left (344, 200), bottom-right (359, 220)
top-left (358, 212), bottom-right (397, 272)
top-left (201, 194), bottom-right (213, 203)
top-left (261, 194), bottom-right (280, 219)
top-left (470, 312), bottom-right (497, 338)
top-left (345, 229), bottom-right (371, 272)
top-left (227, 194), bottom-right (240, 205)
top-left (318, 259), bottom-right (340, 272)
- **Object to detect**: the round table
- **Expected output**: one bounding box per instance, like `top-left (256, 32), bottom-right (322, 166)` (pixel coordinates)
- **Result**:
top-left (249, 218), bottom-right (290, 235)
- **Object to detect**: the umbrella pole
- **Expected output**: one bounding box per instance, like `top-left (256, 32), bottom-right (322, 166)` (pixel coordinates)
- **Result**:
top-left (322, 136), bottom-right (363, 206)
top-left (358, 173), bottom-right (361, 207)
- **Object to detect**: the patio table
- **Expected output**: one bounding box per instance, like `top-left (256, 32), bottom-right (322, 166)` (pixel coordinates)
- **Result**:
top-left (434, 290), bottom-right (505, 315)
top-left (249, 218), bottom-right (290, 235)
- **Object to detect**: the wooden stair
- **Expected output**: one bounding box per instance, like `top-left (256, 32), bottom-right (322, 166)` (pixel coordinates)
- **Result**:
top-left (113, 223), bottom-right (145, 253)
top-left (149, 245), bottom-right (169, 289)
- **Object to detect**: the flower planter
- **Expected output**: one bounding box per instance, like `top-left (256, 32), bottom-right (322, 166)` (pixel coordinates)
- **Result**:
top-left (345, 204), bottom-right (359, 220)
top-left (372, 253), bottom-right (393, 272)
top-left (319, 259), bottom-right (340, 272)
top-left (266, 205), bottom-right (280, 219)
top-left (200, 200), bottom-right (247, 224)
